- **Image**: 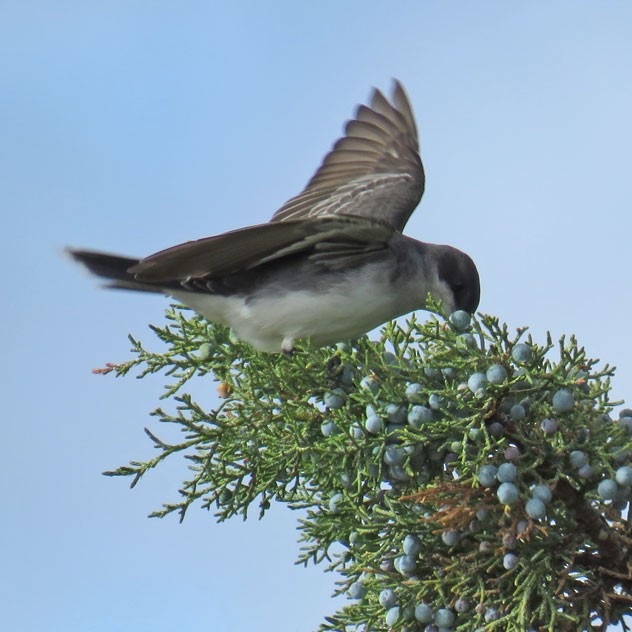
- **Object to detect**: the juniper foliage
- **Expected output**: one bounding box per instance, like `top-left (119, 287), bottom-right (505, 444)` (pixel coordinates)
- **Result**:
top-left (101, 304), bottom-right (632, 631)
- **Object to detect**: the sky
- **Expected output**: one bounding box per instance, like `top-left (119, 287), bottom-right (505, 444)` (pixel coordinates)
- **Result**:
top-left (2, 2), bottom-right (631, 631)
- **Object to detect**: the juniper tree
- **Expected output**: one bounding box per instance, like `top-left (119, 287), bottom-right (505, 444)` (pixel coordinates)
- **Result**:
top-left (100, 304), bottom-right (632, 631)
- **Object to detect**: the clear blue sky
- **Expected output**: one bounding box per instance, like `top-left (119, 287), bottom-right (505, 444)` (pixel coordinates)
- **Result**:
top-left (2, 3), bottom-right (631, 631)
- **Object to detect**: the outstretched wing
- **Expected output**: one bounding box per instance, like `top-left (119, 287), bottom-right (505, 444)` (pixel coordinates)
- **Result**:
top-left (270, 80), bottom-right (424, 233)
top-left (129, 215), bottom-right (394, 283)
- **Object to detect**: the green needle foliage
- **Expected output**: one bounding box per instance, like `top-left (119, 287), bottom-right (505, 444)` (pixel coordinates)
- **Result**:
top-left (101, 304), bottom-right (632, 631)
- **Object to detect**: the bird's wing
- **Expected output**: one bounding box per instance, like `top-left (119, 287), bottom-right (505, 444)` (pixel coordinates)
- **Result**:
top-left (270, 80), bottom-right (424, 232)
top-left (130, 215), bottom-right (394, 282)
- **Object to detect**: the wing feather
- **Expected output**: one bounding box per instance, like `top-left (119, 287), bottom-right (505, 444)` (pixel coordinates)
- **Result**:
top-left (130, 216), bottom-right (394, 282)
top-left (270, 80), bottom-right (424, 231)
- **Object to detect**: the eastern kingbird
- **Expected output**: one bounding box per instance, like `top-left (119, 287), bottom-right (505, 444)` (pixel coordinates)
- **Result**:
top-left (69, 81), bottom-right (480, 353)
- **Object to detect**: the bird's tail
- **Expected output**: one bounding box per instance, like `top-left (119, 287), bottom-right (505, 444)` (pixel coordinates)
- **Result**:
top-left (67, 248), bottom-right (164, 293)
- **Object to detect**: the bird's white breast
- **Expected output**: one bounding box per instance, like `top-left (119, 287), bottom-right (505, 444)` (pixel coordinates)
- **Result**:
top-left (171, 263), bottom-right (428, 352)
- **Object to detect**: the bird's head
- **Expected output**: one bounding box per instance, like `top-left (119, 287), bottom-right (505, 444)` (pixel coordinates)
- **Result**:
top-left (432, 245), bottom-right (480, 316)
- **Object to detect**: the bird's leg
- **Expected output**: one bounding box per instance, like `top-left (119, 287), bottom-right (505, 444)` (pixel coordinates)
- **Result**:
top-left (281, 336), bottom-right (295, 355)
top-left (326, 354), bottom-right (341, 376)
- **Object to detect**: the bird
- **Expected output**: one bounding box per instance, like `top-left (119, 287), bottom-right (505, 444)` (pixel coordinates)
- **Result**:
top-left (68, 81), bottom-right (480, 353)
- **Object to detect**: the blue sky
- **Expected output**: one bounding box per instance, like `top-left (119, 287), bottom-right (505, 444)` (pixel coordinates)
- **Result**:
top-left (2, 2), bottom-right (631, 631)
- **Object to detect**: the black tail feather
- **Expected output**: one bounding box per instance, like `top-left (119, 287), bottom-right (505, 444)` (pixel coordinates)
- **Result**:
top-left (66, 248), bottom-right (164, 293)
